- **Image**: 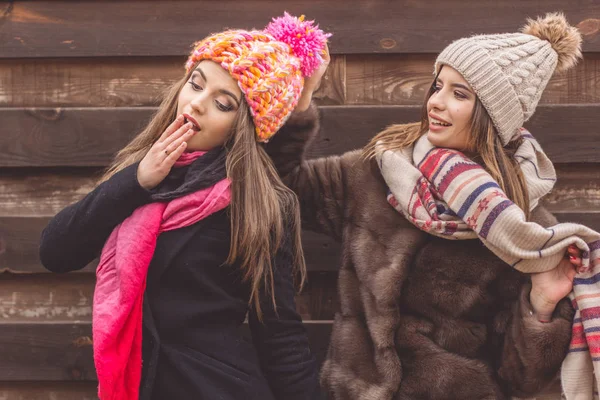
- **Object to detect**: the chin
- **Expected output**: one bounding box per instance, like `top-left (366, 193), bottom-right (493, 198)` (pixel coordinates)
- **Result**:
top-left (187, 144), bottom-right (213, 152)
top-left (426, 131), bottom-right (443, 147)
top-left (187, 136), bottom-right (213, 152)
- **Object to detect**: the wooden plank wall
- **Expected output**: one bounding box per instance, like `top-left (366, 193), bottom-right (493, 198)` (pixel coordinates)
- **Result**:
top-left (0, 1), bottom-right (598, 398)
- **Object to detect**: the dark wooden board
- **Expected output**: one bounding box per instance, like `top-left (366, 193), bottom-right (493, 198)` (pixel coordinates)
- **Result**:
top-left (1, 105), bottom-right (599, 166)
top-left (0, 321), bottom-right (332, 381)
top-left (1, 211), bottom-right (597, 274)
top-left (0, 272), bottom-right (338, 322)
top-left (0, 1), bottom-right (598, 57)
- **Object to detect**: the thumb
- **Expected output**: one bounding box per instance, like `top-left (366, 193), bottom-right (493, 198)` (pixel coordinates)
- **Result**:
top-left (565, 263), bottom-right (577, 282)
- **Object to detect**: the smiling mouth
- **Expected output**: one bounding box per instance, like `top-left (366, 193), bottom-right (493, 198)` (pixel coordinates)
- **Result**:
top-left (430, 117), bottom-right (452, 127)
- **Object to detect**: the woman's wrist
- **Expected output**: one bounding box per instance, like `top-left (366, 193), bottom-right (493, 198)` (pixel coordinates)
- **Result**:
top-left (295, 90), bottom-right (314, 113)
top-left (529, 288), bottom-right (557, 323)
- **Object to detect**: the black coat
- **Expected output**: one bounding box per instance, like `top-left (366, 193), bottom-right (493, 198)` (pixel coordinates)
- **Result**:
top-left (39, 163), bottom-right (321, 400)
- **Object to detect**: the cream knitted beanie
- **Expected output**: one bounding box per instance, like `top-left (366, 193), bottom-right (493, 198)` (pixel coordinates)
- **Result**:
top-left (435, 13), bottom-right (582, 145)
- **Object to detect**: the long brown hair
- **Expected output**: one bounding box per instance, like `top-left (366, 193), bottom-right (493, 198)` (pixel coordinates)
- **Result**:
top-left (99, 64), bottom-right (307, 320)
top-left (364, 70), bottom-right (530, 217)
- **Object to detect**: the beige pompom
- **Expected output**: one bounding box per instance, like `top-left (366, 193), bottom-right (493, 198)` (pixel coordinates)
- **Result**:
top-left (521, 12), bottom-right (583, 73)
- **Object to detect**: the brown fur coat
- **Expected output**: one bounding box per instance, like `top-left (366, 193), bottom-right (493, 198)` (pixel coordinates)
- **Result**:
top-left (268, 106), bottom-right (573, 400)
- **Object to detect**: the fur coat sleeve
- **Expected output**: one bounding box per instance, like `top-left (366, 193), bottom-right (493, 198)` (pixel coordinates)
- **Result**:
top-left (493, 207), bottom-right (574, 397)
top-left (266, 104), bottom-right (347, 241)
top-left (495, 284), bottom-right (573, 397)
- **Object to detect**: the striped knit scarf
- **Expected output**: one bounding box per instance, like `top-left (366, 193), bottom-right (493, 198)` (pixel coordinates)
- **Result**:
top-left (376, 129), bottom-right (600, 400)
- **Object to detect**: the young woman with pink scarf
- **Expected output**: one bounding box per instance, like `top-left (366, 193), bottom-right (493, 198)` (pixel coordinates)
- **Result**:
top-left (39, 13), bottom-right (330, 400)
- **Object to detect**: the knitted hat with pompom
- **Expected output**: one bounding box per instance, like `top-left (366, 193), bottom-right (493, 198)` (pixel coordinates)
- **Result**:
top-left (186, 13), bottom-right (331, 142)
top-left (435, 12), bottom-right (582, 145)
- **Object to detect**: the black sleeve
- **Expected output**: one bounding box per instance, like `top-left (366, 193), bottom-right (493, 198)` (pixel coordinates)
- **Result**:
top-left (248, 227), bottom-right (321, 400)
top-left (39, 163), bottom-right (153, 273)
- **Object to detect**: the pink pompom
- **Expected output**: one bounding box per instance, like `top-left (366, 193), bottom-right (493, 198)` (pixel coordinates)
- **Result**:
top-left (265, 12), bottom-right (331, 76)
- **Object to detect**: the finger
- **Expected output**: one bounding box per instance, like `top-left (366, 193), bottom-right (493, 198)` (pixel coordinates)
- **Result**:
top-left (160, 122), bottom-right (193, 149)
top-left (569, 255), bottom-right (582, 267)
top-left (164, 141), bottom-right (188, 165)
top-left (158, 115), bottom-right (185, 143)
top-left (567, 248), bottom-right (582, 258)
top-left (164, 129), bottom-right (194, 155)
top-left (566, 265), bottom-right (577, 281)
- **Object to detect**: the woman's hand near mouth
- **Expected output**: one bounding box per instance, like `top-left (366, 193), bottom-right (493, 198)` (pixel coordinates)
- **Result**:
top-left (137, 115), bottom-right (196, 190)
top-left (183, 113), bottom-right (201, 131)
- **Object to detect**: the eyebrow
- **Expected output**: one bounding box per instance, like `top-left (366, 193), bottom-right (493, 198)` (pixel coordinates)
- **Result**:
top-left (195, 67), bottom-right (241, 106)
top-left (436, 78), bottom-right (473, 94)
top-left (451, 83), bottom-right (473, 94)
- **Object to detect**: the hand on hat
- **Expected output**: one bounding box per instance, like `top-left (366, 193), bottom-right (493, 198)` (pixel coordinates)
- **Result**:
top-left (137, 115), bottom-right (195, 190)
top-left (296, 44), bottom-right (330, 113)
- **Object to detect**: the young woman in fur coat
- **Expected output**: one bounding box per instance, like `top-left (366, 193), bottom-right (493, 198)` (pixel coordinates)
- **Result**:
top-left (268, 13), bottom-right (591, 400)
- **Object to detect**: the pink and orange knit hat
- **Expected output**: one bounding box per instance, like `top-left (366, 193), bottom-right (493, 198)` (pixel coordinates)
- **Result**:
top-left (185, 13), bottom-right (331, 143)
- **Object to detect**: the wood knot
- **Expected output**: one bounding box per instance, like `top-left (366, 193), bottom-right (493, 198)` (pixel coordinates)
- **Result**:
top-left (72, 336), bottom-right (93, 347)
top-left (379, 38), bottom-right (397, 50)
top-left (578, 19), bottom-right (600, 37)
top-left (69, 367), bottom-right (84, 380)
top-left (25, 108), bottom-right (63, 122)
top-left (1, 1), bottom-right (14, 20)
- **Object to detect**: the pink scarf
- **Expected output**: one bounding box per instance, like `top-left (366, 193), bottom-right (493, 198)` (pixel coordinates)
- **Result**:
top-left (92, 152), bottom-right (231, 400)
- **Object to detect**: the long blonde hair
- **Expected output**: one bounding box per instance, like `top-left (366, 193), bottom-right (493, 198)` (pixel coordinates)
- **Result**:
top-left (364, 71), bottom-right (530, 218)
top-left (99, 64), bottom-right (307, 320)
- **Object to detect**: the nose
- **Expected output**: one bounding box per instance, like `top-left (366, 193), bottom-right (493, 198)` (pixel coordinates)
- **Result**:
top-left (190, 91), bottom-right (208, 115)
top-left (428, 89), bottom-right (446, 112)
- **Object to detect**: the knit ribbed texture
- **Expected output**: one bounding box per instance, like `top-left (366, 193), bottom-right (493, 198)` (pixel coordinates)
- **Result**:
top-left (185, 14), bottom-right (330, 143)
top-left (436, 33), bottom-right (557, 145)
top-left (186, 30), bottom-right (301, 143)
top-left (376, 131), bottom-right (600, 400)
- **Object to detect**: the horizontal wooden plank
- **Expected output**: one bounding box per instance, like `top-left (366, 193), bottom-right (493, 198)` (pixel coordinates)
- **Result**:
top-left (0, 382), bottom-right (548, 400)
top-left (0, 217), bottom-right (92, 274)
top-left (0, 168), bottom-right (100, 218)
top-left (0, 57), bottom-right (181, 108)
top-left (297, 273), bottom-right (339, 321)
top-left (1, 104), bottom-right (599, 166)
top-left (346, 53), bottom-right (600, 105)
top-left (4, 52), bottom-right (599, 108)
top-left (0, 163), bottom-right (597, 274)
top-left (0, 382), bottom-right (98, 400)
top-left (0, 169), bottom-right (342, 272)
top-left (0, 321), bottom-right (566, 398)
top-left (555, 213), bottom-right (600, 231)
top-left (1, 210), bottom-right (596, 275)
top-left (1, 1), bottom-right (598, 58)
top-left (0, 272), bottom-right (337, 322)
top-left (541, 164), bottom-right (600, 213)
top-left (0, 322), bottom-right (95, 381)
top-left (313, 105), bottom-right (600, 163)
top-left (0, 216), bottom-right (341, 274)
top-left (3, 166), bottom-right (598, 218)
top-left (0, 321), bottom-right (332, 381)
top-left (0, 107), bottom-right (150, 167)
top-left (0, 274), bottom-right (93, 321)
top-left (14, 380), bottom-right (561, 400)
top-left (0, 56), bottom-right (345, 108)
